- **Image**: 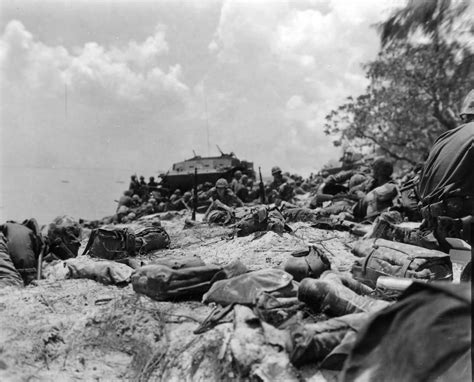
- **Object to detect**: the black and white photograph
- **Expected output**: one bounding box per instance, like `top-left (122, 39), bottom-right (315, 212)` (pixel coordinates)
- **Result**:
top-left (0, 0), bottom-right (472, 380)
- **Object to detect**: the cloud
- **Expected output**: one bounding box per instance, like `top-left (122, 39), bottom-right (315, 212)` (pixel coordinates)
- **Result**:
top-left (203, 0), bottom-right (395, 174)
top-left (1, 1), bottom-right (400, 177)
top-left (0, 19), bottom-right (190, 170)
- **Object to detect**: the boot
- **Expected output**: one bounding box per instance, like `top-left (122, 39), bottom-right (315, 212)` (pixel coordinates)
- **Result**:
top-left (284, 246), bottom-right (331, 281)
top-left (298, 278), bottom-right (389, 316)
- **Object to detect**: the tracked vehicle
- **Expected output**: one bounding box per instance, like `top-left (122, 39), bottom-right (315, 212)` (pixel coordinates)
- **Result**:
top-left (159, 147), bottom-right (255, 192)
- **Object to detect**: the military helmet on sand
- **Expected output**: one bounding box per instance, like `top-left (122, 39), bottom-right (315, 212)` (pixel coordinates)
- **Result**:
top-left (216, 178), bottom-right (229, 188)
top-left (460, 90), bottom-right (474, 117)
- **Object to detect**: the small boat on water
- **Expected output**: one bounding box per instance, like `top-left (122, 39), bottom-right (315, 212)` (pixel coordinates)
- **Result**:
top-left (61, 180), bottom-right (70, 183)
top-left (160, 147), bottom-right (255, 192)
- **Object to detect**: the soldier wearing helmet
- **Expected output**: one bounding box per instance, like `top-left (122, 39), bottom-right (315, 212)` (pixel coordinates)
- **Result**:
top-left (230, 170), bottom-right (243, 193)
top-left (418, 90), bottom-right (474, 281)
top-left (236, 174), bottom-right (251, 202)
top-left (169, 191), bottom-right (193, 211)
top-left (129, 175), bottom-right (140, 195)
top-left (116, 190), bottom-right (134, 212)
top-left (267, 166), bottom-right (294, 204)
top-left (131, 194), bottom-right (142, 208)
top-left (169, 189), bottom-right (182, 203)
top-left (204, 178), bottom-right (243, 221)
top-left (148, 176), bottom-right (159, 191)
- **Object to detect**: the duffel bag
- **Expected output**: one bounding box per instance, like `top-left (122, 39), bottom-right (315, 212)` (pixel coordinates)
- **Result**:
top-left (131, 260), bottom-right (248, 301)
top-left (202, 269), bottom-right (297, 306)
top-left (351, 238), bottom-right (452, 288)
top-left (83, 227), bottom-right (136, 260)
top-left (131, 264), bottom-right (222, 301)
top-left (151, 255), bottom-right (205, 269)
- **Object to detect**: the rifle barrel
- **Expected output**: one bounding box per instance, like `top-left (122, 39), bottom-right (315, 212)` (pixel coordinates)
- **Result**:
top-left (192, 168), bottom-right (198, 220)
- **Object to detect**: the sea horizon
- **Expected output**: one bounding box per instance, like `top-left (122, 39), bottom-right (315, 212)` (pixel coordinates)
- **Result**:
top-left (0, 166), bottom-right (148, 226)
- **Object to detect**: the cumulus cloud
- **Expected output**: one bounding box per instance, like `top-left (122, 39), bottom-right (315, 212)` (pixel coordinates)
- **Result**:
top-left (1, 1), bottom-right (400, 177)
top-left (204, 0), bottom-right (396, 174)
top-left (0, 19), bottom-right (190, 170)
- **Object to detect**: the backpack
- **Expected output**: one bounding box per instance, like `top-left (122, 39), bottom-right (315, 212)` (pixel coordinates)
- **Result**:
top-left (1, 219), bottom-right (44, 284)
top-left (83, 227), bottom-right (137, 260)
top-left (233, 206), bottom-right (291, 237)
top-left (47, 215), bottom-right (82, 259)
top-left (351, 238), bottom-right (452, 288)
top-left (83, 225), bottom-right (171, 260)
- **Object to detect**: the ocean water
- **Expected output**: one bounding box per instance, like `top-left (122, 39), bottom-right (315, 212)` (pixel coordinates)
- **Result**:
top-left (0, 167), bottom-right (136, 225)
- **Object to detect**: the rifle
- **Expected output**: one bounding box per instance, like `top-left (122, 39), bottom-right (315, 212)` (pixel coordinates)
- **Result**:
top-left (259, 167), bottom-right (266, 204)
top-left (192, 168), bottom-right (198, 220)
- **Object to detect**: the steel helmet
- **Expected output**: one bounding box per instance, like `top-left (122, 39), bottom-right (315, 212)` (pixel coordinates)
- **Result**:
top-left (216, 178), bottom-right (228, 188)
top-left (183, 191), bottom-right (192, 198)
top-left (460, 90), bottom-right (474, 117)
top-left (132, 194), bottom-right (140, 201)
top-left (271, 166), bottom-right (282, 175)
top-left (372, 157), bottom-right (393, 179)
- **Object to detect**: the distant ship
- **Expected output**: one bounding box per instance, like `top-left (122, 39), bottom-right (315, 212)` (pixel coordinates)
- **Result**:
top-left (159, 146), bottom-right (255, 192)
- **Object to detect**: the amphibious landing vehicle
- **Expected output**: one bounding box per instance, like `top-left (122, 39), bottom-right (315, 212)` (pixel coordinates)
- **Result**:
top-left (159, 147), bottom-right (255, 192)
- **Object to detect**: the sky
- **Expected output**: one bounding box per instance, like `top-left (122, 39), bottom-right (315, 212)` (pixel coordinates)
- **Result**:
top-left (0, 0), bottom-right (404, 177)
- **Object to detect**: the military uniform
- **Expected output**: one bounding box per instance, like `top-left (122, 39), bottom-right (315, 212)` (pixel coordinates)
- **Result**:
top-left (208, 187), bottom-right (243, 207)
top-left (267, 175), bottom-right (294, 203)
top-left (418, 122), bottom-right (474, 254)
top-left (230, 178), bottom-right (242, 194)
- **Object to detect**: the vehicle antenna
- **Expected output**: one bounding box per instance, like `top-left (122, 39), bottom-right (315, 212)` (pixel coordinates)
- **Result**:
top-left (205, 97), bottom-right (210, 156)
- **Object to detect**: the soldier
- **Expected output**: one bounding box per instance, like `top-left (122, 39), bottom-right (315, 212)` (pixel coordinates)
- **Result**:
top-left (138, 176), bottom-right (148, 200)
top-left (352, 157), bottom-right (398, 220)
top-left (169, 189), bottom-right (182, 203)
top-left (169, 191), bottom-right (193, 211)
top-left (418, 90), bottom-right (474, 281)
top-left (267, 166), bottom-right (294, 204)
top-left (148, 176), bottom-right (159, 191)
top-left (204, 178), bottom-right (243, 221)
top-left (230, 170), bottom-right (243, 193)
top-left (116, 190), bottom-right (133, 213)
top-left (236, 174), bottom-right (250, 202)
top-left (129, 175), bottom-right (140, 195)
top-left (131, 194), bottom-right (142, 208)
